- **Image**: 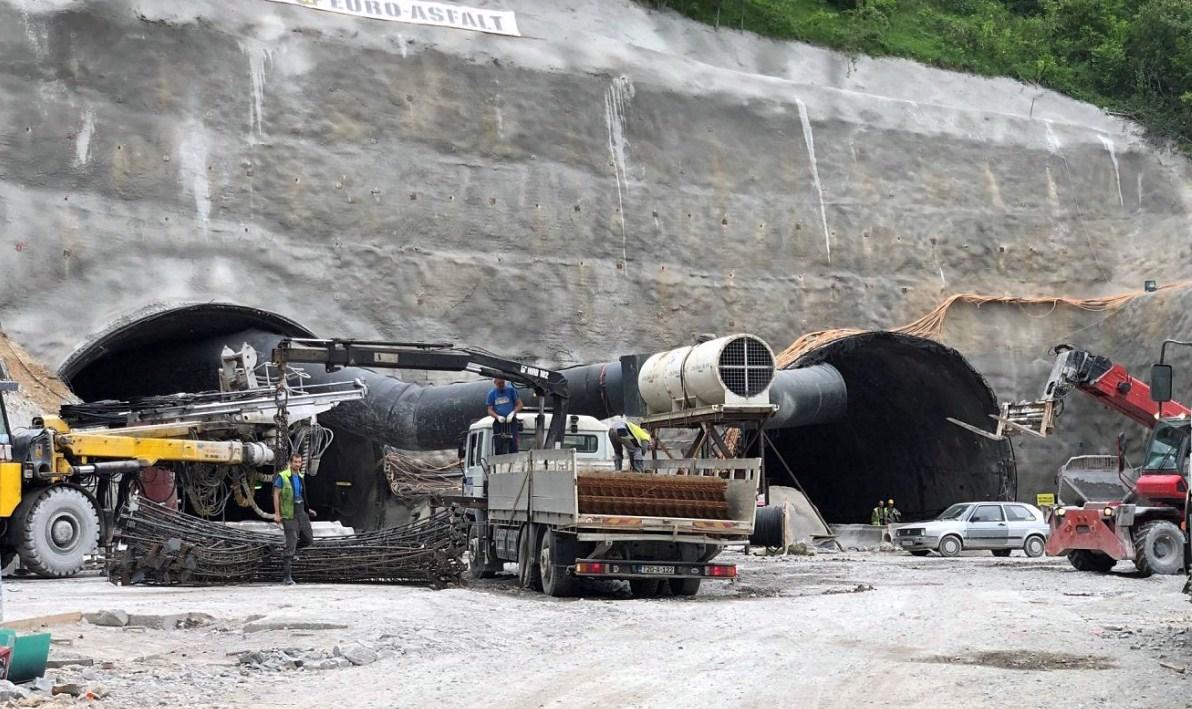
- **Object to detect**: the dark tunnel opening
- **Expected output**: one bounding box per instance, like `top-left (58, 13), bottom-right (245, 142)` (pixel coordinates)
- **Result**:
top-left (766, 332), bottom-right (1015, 523)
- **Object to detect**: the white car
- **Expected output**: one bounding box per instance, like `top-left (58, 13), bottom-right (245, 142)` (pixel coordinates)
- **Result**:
top-left (893, 501), bottom-right (1050, 558)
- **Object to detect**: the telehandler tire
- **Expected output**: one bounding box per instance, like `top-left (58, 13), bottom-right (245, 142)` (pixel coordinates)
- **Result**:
top-left (1132, 520), bottom-right (1185, 577)
top-left (11, 486), bottom-right (100, 578)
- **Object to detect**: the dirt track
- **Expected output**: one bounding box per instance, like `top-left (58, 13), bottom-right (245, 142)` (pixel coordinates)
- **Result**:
top-left (7, 551), bottom-right (1192, 709)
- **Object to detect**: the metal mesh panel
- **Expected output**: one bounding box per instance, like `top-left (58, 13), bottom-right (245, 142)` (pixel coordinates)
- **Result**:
top-left (718, 336), bottom-right (774, 397)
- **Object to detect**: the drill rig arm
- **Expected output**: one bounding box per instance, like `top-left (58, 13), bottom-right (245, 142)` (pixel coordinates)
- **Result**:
top-left (272, 338), bottom-right (571, 448)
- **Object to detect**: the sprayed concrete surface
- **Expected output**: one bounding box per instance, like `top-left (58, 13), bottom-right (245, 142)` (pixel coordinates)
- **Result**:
top-left (7, 552), bottom-right (1192, 708)
top-left (2, 0), bottom-right (1192, 506)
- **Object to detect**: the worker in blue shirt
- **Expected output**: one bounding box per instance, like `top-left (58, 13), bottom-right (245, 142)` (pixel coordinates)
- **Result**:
top-left (273, 453), bottom-right (316, 585)
top-left (486, 377), bottom-right (524, 455)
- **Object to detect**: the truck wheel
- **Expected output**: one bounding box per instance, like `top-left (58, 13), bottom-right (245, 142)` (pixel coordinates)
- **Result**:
top-left (538, 531), bottom-right (576, 597)
top-left (1023, 535), bottom-right (1046, 558)
top-left (12, 486), bottom-right (100, 578)
top-left (629, 579), bottom-right (660, 598)
top-left (1067, 549), bottom-right (1116, 573)
top-left (937, 535), bottom-right (963, 557)
top-left (517, 524), bottom-right (542, 591)
top-left (669, 577), bottom-right (702, 596)
top-left (466, 523), bottom-right (501, 580)
top-left (908, 550), bottom-right (931, 557)
top-left (991, 549), bottom-right (1012, 557)
top-left (1133, 520), bottom-right (1185, 576)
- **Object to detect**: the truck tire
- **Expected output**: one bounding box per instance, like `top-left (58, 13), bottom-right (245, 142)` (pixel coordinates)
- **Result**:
top-left (1067, 549), bottom-right (1116, 573)
top-left (629, 579), bottom-right (660, 598)
top-left (466, 523), bottom-right (502, 580)
top-left (538, 531), bottom-right (576, 597)
top-left (517, 524), bottom-right (542, 591)
top-left (12, 486), bottom-right (100, 578)
top-left (1133, 520), bottom-right (1185, 577)
top-left (991, 549), bottom-right (1012, 557)
top-left (669, 577), bottom-right (701, 596)
top-left (937, 535), bottom-right (963, 557)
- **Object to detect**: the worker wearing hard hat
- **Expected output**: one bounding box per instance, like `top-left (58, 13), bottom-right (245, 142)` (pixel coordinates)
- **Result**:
top-left (607, 417), bottom-right (652, 472)
top-left (486, 377), bottom-right (524, 455)
top-left (870, 500), bottom-right (886, 526)
top-left (885, 498), bottom-right (903, 524)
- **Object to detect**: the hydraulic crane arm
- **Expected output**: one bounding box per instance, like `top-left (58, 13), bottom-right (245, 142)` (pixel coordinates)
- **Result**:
top-left (949, 346), bottom-right (1192, 441)
top-left (272, 338), bottom-right (571, 448)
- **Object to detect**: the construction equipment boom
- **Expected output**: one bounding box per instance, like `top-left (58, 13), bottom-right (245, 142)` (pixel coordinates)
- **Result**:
top-left (0, 357), bottom-right (365, 578)
top-left (953, 345), bottom-right (1190, 575)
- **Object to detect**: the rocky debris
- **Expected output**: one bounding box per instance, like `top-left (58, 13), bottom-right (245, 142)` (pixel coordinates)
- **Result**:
top-left (334, 642), bottom-right (378, 667)
top-left (787, 542), bottom-right (817, 556)
top-left (49, 684), bottom-right (82, 698)
top-left (243, 620), bottom-right (349, 634)
top-left (0, 681), bottom-right (29, 702)
top-left (83, 611), bottom-right (127, 628)
top-left (43, 659), bottom-right (93, 670)
top-left (821, 583), bottom-right (876, 595)
top-left (1159, 661), bottom-right (1186, 674)
top-left (127, 613), bottom-right (214, 631)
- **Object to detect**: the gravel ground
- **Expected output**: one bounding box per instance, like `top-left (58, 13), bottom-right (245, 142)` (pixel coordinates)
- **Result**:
top-left (5, 550), bottom-right (1192, 709)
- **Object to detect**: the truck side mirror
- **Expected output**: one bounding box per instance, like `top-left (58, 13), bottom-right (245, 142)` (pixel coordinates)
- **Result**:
top-left (1151, 364), bottom-right (1174, 403)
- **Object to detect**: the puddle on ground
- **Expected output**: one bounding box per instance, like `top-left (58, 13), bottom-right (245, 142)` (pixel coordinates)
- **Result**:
top-left (917, 650), bottom-right (1116, 671)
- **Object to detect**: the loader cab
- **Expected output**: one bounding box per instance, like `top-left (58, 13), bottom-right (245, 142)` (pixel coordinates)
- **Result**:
top-left (461, 414), bottom-right (613, 497)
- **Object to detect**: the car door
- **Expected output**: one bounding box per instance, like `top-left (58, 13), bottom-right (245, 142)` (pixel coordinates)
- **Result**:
top-left (1002, 504), bottom-right (1037, 547)
top-left (965, 504), bottom-right (1009, 549)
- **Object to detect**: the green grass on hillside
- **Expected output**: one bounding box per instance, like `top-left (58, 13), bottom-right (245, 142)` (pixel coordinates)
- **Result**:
top-left (638, 0), bottom-right (1192, 149)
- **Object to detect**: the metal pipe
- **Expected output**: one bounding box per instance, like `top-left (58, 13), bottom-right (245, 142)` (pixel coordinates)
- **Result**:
top-left (60, 305), bottom-right (845, 452)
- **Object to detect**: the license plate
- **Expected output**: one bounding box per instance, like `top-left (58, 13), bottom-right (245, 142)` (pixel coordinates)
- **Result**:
top-left (637, 565), bottom-right (675, 575)
top-left (900, 540), bottom-right (916, 546)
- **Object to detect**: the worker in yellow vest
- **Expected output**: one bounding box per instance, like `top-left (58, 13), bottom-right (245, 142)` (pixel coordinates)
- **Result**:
top-left (273, 453), bottom-right (317, 585)
top-left (607, 417), bottom-right (652, 472)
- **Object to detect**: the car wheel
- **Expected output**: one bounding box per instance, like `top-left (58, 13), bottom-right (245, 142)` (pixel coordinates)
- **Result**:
top-left (1133, 520), bottom-right (1185, 576)
top-left (992, 549), bottom-right (1012, 557)
top-left (937, 535), bottom-right (962, 557)
top-left (1023, 535), bottom-right (1046, 558)
top-left (908, 550), bottom-right (931, 557)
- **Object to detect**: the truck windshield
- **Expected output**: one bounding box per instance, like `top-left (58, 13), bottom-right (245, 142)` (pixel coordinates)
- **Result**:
top-left (937, 504), bottom-right (970, 520)
top-left (1144, 424), bottom-right (1189, 471)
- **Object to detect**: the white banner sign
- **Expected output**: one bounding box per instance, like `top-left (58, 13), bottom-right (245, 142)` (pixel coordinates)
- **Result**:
top-left (265, 0), bottom-right (521, 37)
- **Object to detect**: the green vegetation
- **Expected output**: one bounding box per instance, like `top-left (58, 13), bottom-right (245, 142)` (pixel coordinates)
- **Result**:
top-left (638, 0), bottom-right (1192, 147)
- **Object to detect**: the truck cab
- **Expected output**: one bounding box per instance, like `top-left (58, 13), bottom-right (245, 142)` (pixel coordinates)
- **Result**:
top-left (461, 413), bottom-right (613, 497)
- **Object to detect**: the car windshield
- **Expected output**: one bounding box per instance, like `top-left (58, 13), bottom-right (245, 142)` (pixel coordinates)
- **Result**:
top-left (937, 503), bottom-right (970, 520)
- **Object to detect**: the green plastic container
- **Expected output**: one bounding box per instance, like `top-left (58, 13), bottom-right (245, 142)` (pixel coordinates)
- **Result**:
top-left (5, 631), bottom-right (50, 683)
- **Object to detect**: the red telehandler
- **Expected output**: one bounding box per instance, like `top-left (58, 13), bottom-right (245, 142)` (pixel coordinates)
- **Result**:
top-left (950, 345), bottom-right (1190, 576)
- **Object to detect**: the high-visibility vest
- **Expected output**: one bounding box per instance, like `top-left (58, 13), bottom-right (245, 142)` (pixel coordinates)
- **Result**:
top-left (277, 467), bottom-right (304, 520)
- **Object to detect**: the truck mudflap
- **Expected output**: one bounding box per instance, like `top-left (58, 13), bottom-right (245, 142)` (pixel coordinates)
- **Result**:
top-left (572, 559), bottom-right (736, 580)
top-left (1045, 506), bottom-right (1133, 560)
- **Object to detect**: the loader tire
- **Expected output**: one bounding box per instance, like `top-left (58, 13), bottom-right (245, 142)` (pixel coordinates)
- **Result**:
top-left (1132, 520), bottom-right (1185, 577)
top-left (12, 486), bottom-right (100, 578)
top-left (1067, 549), bottom-right (1116, 573)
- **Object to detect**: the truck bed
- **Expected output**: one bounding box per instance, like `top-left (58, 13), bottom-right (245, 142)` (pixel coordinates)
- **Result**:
top-left (486, 451), bottom-right (759, 541)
